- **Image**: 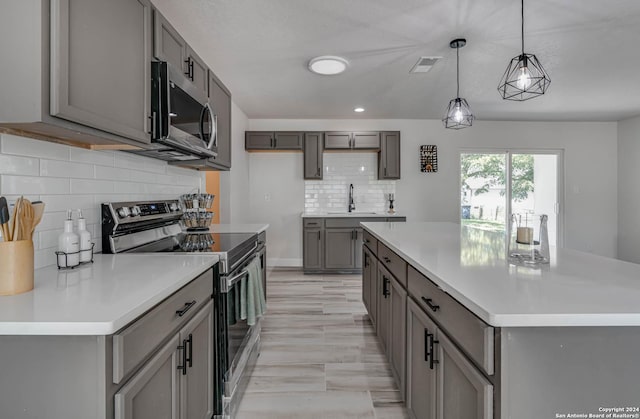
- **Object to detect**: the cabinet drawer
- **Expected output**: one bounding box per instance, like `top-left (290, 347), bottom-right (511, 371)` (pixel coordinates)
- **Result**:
top-left (407, 266), bottom-right (494, 375)
top-left (113, 269), bottom-right (213, 384)
top-left (325, 217), bottom-right (386, 228)
top-left (363, 230), bottom-right (378, 253)
top-left (303, 218), bottom-right (324, 228)
top-left (378, 243), bottom-right (407, 287)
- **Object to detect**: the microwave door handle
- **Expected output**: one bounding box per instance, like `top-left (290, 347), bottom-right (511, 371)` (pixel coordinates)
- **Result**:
top-left (205, 104), bottom-right (217, 150)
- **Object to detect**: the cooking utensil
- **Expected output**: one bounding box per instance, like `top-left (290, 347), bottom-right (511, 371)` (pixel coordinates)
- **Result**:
top-left (19, 200), bottom-right (34, 242)
top-left (10, 197), bottom-right (23, 242)
top-left (0, 197), bottom-right (11, 242)
top-left (30, 201), bottom-right (45, 239)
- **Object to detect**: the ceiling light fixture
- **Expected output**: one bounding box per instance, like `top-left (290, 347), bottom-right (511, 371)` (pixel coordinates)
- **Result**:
top-left (308, 56), bottom-right (349, 75)
top-left (354, 107), bottom-right (365, 113)
top-left (497, 0), bottom-right (550, 101)
top-left (443, 38), bottom-right (474, 130)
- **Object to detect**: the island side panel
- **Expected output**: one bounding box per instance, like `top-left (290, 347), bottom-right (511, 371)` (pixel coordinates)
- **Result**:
top-left (501, 327), bottom-right (640, 419)
top-left (0, 335), bottom-right (108, 419)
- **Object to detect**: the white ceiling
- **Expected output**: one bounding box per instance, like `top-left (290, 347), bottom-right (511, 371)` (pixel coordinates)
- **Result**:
top-left (152, 0), bottom-right (640, 121)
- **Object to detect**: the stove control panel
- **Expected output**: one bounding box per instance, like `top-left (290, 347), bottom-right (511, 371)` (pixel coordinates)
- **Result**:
top-left (106, 200), bottom-right (182, 223)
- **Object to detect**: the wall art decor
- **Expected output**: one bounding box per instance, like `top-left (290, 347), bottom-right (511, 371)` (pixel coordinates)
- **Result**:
top-left (420, 145), bottom-right (438, 172)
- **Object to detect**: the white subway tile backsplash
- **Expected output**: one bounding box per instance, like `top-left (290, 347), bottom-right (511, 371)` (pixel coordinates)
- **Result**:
top-left (1, 134), bottom-right (70, 161)
top-left (0, 133), bottom-right (204, 268)
top-left (40, 159), bottom-right (94, 178)
top-left (1, 175), bottom-right (70, 195)
top-left (0, 154), bottom-right (39, 176)
top-left (305, 153), bottom-right (395, 214)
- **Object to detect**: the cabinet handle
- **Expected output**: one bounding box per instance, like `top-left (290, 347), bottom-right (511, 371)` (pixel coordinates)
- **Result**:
top-left (318, 230), bottom-right (320, 241)
top-left (186, 333), bottom-right (193, 368)
top-left (424, 329), bottom-right (430, 362)
top-left (177, 339), bottom-right (188, 375)
top-left (184, 58), bottom-right (193, 80)
top-left (176, 300), bottom-right (197, 317)
top-left (429, 333), bottom-right (440, 370)
top-left (382, 276), bottom-right (390, 298)
top-left (383, 256), bottom-right (391, 264)
top-left (364, 238), bottom-right (370, 244)
top-left (421, 296), bottom-right (440, 312)
top-left (364, 253), bottom-right (369, 267)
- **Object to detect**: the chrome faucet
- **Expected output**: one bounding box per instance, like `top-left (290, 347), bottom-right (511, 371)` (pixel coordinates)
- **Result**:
top-left (348, 184), bottom-right (356, 212)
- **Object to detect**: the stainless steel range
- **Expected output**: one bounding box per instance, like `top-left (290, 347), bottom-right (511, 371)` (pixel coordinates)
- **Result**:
top-left (101, 199), bottom-right (265, 418)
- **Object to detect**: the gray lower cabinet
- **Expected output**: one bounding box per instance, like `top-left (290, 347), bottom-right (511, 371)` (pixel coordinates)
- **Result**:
top-left (208, 72), bottom-right (232, 169)
top-left (325, 229), bottom-right (356, 269)
top-left (388, 274), bottom-right (407, 399)
top-left (376, 262), bottom-right (391, 353)
top-left (245, 131), bottom-right (303, 150)
top-left (50, 0), bottom-right (153, 144)
top-left (303, 227), bottom-right (324, 270)
top-left (379, 131), bottom-right (401, 179)
top-left (362, 246), bottom-right (376, 326)
top-left (406, 298), bottom-right (493, 419)
top-left (304, 132), bottom-right (324, 179)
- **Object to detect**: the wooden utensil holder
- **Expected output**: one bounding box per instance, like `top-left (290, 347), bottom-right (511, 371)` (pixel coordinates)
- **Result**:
top-left (0, 240), bottom-right (34, 296)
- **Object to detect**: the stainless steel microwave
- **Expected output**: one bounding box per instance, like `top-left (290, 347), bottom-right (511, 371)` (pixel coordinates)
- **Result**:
top-left (151, 61), bottom-right (217, 158)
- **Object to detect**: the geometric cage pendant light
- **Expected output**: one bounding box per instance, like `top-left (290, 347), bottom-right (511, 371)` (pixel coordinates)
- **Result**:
top-left (443, 38), bottom-right (474, 129)
top-left (498, 0), bottom-right (551, 101)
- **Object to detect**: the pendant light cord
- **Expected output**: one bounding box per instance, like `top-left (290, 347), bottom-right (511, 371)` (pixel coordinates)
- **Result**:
top-left (521, 0), bottom-right (525, 54)
top-left (456, 45), bottom-right (460, 98)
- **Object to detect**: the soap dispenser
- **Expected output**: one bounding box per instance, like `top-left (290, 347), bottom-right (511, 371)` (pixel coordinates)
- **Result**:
top-left (57, 210), bottom-right (80, 268)
top-left (76, 209), bottom-right (92, 263)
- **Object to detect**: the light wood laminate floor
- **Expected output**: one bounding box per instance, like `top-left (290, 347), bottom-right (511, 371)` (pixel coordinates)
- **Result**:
top-left (236, 270), bottom-right (409, 419)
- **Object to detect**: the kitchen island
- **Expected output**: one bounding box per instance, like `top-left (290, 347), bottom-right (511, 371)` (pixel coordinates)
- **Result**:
top-left (361, 221), bottom-right (640, 419)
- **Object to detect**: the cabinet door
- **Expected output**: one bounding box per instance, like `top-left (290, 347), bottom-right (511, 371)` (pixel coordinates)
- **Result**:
top-left (304, 132), bottom-right (324, 179)
top-left (379, 131), bottom-right (401, 179)
top-left (406, 299), bottom-right (437, 419)
top-left (303, 228), bottom-right (324, 270)
top-left (353, 132), bottom-right (381, 149)
top-left (437, 331), bottom-right (493, 419)
top-left (353, 228), bottom-right (364, 268)
top-left (389, 276), bottom-right (407, 398)
top-left (274, 132), bottom-right (303, 150)
top-left (324, 132), bottom-right (352, 149)
top-left (325, 229), bottom-right (356, 269)
top-left (153, 10), bottom-right (187, 77)
top-left (376, 263), bottom-right (391, 353)
top-left (362, 247), bottom-right (374, 320)
top-left (180, 301), bottom-right (214, 419)
top-left (209, 72), bottom-right (232, 168)
top-left (245, 132), bottom-right (274, 150)
top-left (114, 335), bottom-right (180, 419)
top-left (186, 47), bottom-right (209, 98)
top-left (50, 0), bottom-right (152, 144)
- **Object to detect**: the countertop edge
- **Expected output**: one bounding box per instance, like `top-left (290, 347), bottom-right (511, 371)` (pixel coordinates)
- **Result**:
top-left (301, 213), bottom-right (405, 218)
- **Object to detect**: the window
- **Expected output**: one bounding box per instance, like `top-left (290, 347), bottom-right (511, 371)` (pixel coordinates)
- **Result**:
top-left (460, 150), bottom-right (563, 246)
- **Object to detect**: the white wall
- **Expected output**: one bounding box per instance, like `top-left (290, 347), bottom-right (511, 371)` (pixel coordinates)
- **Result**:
top-left (0, 134), bottom-right (204, 268)
top-left (246, 119), bottom-right (618, 265)
top-left (220, 102), bottom-right (250, 224)
top-left (617, 115), bottom-right (640, 263)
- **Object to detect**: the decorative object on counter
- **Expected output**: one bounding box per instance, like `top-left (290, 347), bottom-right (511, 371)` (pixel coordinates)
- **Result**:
top-left (180, 194), bottom-right (215, 231)
top-left (443, 38), bottom-right (474, 129)
top-left (57, 209), bottom-right (80, 268)
top-left (420, 145), bottom-right (438, 172)
top-left (498, 0), bottom-right (550, 101)
top-left (55, 243), bottom-right (95, 270)
top-left (508, 213), bottom-right (550, 266)
top-left (76, 209), bottom-right (92, 263)
top-left (387, 193), bottom-right (395, 214)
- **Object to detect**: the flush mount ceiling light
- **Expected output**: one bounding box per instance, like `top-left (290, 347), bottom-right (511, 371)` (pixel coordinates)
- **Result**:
top-left (308, 56), bottom-right (349, 75)
top-left (443, 38), bottom-right (474, 130)
top-left (498, 0), bottom-right (551, 101)
top-left (354, 107), bottom-right (365, 113)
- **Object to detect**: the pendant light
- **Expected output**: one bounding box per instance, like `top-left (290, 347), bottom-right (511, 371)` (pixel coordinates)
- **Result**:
top-left (443, 38), bottom-right (474, 130)
top-left (498, 0), bottom-right (550, 101)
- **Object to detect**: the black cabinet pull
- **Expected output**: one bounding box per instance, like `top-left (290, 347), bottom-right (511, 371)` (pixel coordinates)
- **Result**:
top-left (383, 257), bottom-right (391, 264)
top-left (429, 333), bottom-right (440, 370)
top-left (421, 296), bottom-right (440, 312)
top-left (382, 276), bottom-right (390, 298)
top-left (186, 333), bottom-right (193, 368)
top-left (177, 339), bottom-right (187, 375)
top-left (364, 238), bottom-right (369, 244)
top-left (364, 253), bottom-right (369, 268)
top-left (184, 58), bottom-right (191, 77)
top-left (176, 300), bottom-right (197, 317)
top-left (424, 329), bottom-right (430, 362)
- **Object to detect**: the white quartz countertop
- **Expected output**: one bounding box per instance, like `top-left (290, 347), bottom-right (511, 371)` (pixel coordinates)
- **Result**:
top-left (362, 222), bottom-right (640, 327)
top-left (301, 212), bottom-right (405, 218)
top-left (0, 254), bottom-right (218, 335)
top-left (209, 223), bottom-right (269, 234)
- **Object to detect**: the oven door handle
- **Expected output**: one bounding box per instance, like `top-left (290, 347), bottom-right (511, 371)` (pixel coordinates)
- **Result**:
top-left (223, 254), bottom-right (260, 293)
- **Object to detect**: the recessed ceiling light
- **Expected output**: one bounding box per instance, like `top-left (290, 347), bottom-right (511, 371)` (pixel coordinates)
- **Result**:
top-left (354, 107), bottom-right (365, 113)
top-left (308, 56), bottom-right (349, 75)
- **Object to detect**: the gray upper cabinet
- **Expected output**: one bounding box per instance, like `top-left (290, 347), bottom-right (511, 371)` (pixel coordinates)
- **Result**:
top-left (50, 0), bottom-right (153, 144)
top-left (379, 131), bottom-right (401, 179)
top-left (246, 131), bottom-right (303, 150)
top-left (325, 131), bottom-right (380, 149)
top-left (154, 10), bottom-right (208, 98)
top-left (304, 132), bottom-right (324, 179)
top-left (208, 72), bottom-right (232, 169)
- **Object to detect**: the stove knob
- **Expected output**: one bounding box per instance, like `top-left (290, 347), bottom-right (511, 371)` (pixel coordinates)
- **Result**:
top-left (169, 202), bottom-right (179, 212)
top-left (131, 206), bottom-right (141, 217)
top-left (117, 207), bottom-right (131, 218)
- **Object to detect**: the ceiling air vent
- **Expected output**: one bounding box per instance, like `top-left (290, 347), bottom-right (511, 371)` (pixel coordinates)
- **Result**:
top-left (410, 56), bottom-right (441, 73)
